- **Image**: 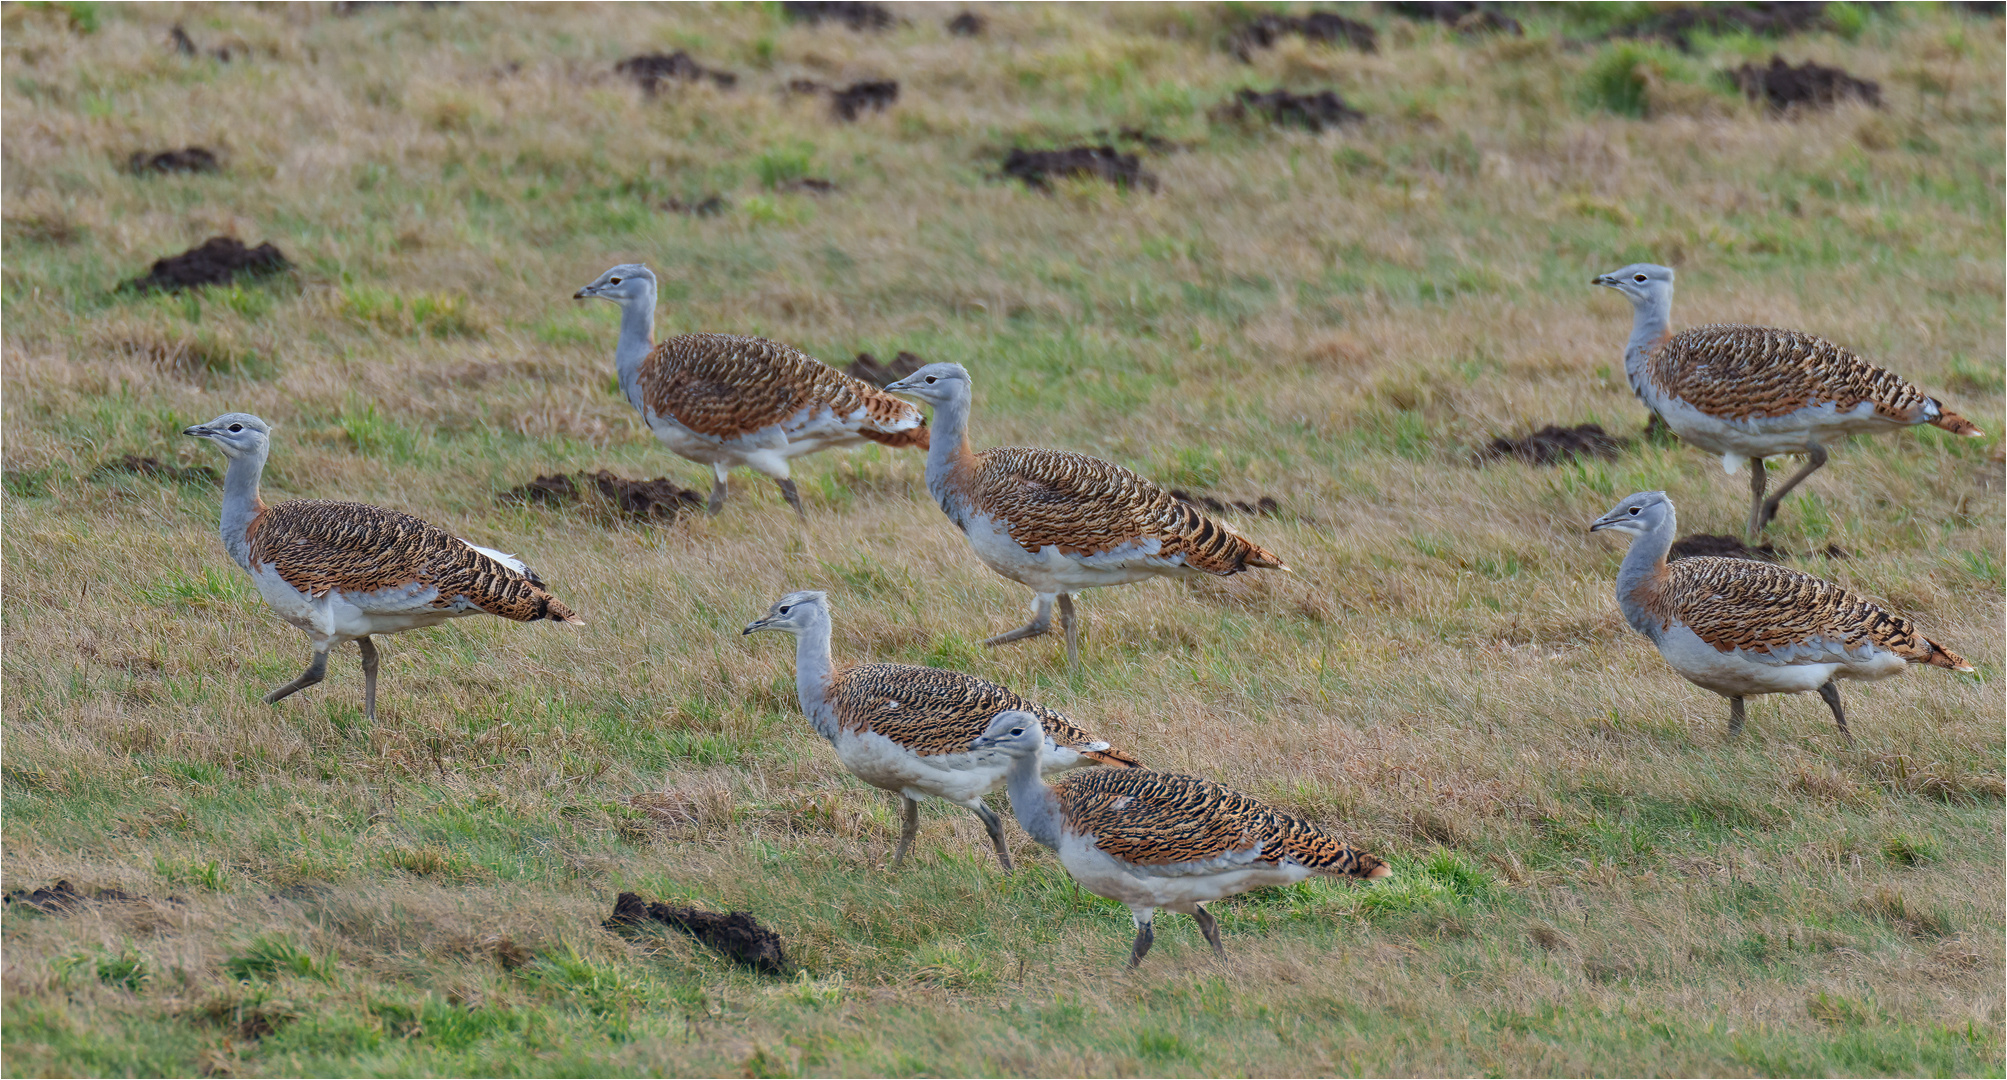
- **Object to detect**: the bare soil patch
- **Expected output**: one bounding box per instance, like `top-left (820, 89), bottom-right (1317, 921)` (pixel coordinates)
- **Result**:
top-left (1001, 146), bottom-right (1156, 192)
top-left (947, 11), bottom-right (985, 35)
top-left (129, 147), bottom-right (219, 175)
top-left (1730, 55), bottom-right (1881, 111)
top-left (781, 1), bottom-right (892, 31)
top-left (1667, 534), bottom-right (1849, 562)
top-left (1475, 424), bottom-right (1625, 466)
top-left (1170, 490), bottom-right (1281, 517)
top-left (1610, 3), bottom-right (1828, 51)
top-left (847, 350), bottom-right (925, 387)
top-left (1388, 2), bottom-right (1523, 35)
top-left (615, 52), bottom-right (737, 94)
top-left (1219, 88), bottom-right (1364, 132)
top-left (1229, 12), bottom-right (1377, 61)
top-left (777, 177), bottom-right (838, 194)
top-left (605, 891), bottom-right (790, 974)
top-left (4, 880), bottom-right (145, 914)
top-left (500, 471), bottom-right (705, 522)
top-left (91, 454), bottom-right (218, 486)
top-left (119, 237), bottom-right (291, 293)
top-left (168, 23), bottom-right (235, 60)
top-left (662, 195), bottom-right (727, 216)
top-left (833, 80), bottom-right (898, 120)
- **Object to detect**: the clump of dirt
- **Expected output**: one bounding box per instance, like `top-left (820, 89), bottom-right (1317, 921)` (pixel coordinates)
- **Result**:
top-left (1001, 146), bottom-right (1156, 192)
top-left (1388, 2), bottom-right (1522, 35)
top-left (120, 237), bottom-right (291, 294)
top-left (1229, 12), bottom-right (1377, 61)
top-left (1610, 3), bottom-right (1828, 51)
top-left (947, 10), bottom-right (985, 35)
top-left (1218, 88), bottom-right (1364, 132)
top-left (1668, 534), bottom-right (1782, 562)
top-left (663, 195), bottom-right (728, 216)
top-left (848, 350), bottom-right (925, 387)
top-left (832, 80), bottom-right (898, 120)
top-left (1730, 55), bottom-right (1881, 111)
top-left (129, 147), bottom-right (219, 175)
top-left (4, 880), bottom-right (143, 914)
top-left (615, 52), bottom-right (737, 93)
top-left (605, 891), bottom-right (790, 975)
top-left (169, 24), bottom-right (235, 60)
top-left (500, 471), bottom-right (705, 522)
top-left (91, 454), bottom-right (218, 486)
top-left (1170, 490), bottom-right (1281, 517)
top-left (1475, 424), bottom-right (1626, 467)
top-left (777, 177), bottom-right (838, 194)
top-left (782, 1), bottom-right (893, 30)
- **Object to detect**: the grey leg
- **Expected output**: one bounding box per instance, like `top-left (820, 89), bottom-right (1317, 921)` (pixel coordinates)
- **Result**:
top-left (982, 593), bottom-right (1056, 647)
top-left (970, 801), bottom-right (1013, 871)
top-left (1193, 905), bottom-right (1226, 961)
top-left (1058, 593), bottom-right (1079, 668)
top-left (890, 795), bottom-right (921, 868)
top-left (358, 636), bottom-right (379, 722)
top-left (1817, 681), bottom-right (1851, 744)
top-left (1745, 458), bottom-right (1768, 540)
top-left (264, 647), bottom-right (330, 704)
top-left (1728, 695), bottom-right (1746, 737)
top-left (776, 478), bottom-right (806, 519)
top-left (1756, 445), bottom-right (1829, 533)
top-left (1128, 913), bottom-right (1156, 969)
top-left (707, 464), bottom-right (728, 515)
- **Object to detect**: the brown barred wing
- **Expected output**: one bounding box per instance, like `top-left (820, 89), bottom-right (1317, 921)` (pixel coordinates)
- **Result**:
top-left (1662, 557), bottom-right (1963, 668)
top-left (247, 501), bottom-right (582, 624)
top-left (968, 447), bottom-right (1286, 574)
top-left (637, 333), bottom-right (928, 445)
top-left (1055, 769), bottom-right (1384, 877)
top-left (826, 664), bottom-right (1136, 763)
top-left (1650, 325), bottom-right (1940, 425)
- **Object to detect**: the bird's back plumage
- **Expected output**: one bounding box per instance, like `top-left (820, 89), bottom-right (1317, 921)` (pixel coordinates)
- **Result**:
top-left (1052, 768), bottom-right (1383, 876)
top-left (638, 333), bottom-right (928, 446)
top-left (1648, 324), bottom-right (1974, 433)
top-left (826, 663), bottom-right (1137, 764)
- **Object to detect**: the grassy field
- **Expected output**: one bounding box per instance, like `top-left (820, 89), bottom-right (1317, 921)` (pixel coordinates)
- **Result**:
top-left (3, 2), bottom-right (2002, 1075)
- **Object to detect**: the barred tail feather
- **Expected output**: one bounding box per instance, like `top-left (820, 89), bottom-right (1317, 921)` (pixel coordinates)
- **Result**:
top-left (1921, 640), bottom-right (1973, 672)
top-left (1930, 409), bottom-right (1984, 438)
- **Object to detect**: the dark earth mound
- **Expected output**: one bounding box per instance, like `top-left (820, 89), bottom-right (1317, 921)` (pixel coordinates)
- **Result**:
top-left (777, 177), bottom-right (838, 194)
top-left (120, 237), bottom-right (291, 293)
top-left (1730, 54), bottom-right (1881, 110)
top-left (1387, 2), bottom-right (1523, 35)
top-left (663, 195), bottom-right (728, 216)
top-left (4, 880), bottom-right (143, 914)
top-left (1230, 12), bottom-right (1377, 61)
top-left (605, 891), bottom-right (790, 975)
top-left (1667, 534), bottom-right (1783, 562)
top-left (832, 80), bottom-right (898, 120)
top-left (92, 454), bottom-right (217, 486)
top-left (168, 24), bottom-right (234, 60)
top-left (615, 51), bottom-right (737, 93)
top-left (1476, 424), bottom-right (1626, 466)
top-left (781, 1), bottom-right (893, 31)
top-left (129, 146), bottom-right (219, 174)
top-left (848, 350), bottom-right (925, 387)
top-left (1610, 3), bottom-right (1828, 51)
top-left (501, 471), bottom-right (704, 521)
top-left (1170, 490), bottom-right (1281, 517)
top-left (947, 10), bottom-right (985, 35)
top-left (1221, 88), bottom-right (1364, 132)
top-left (1001, 145), bottom-right (1156, 192)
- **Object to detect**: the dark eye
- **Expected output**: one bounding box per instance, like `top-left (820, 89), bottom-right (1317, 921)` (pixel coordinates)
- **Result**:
top-left (1628, 506), bottom-right (1640, 515)
top-left (925, 376), bottom-right (937, 384)
top-left (228, 423), bottom-right (243, 432)
top-left (778, 606), bottom-right (791, 615)
top-left (1009, 727), bottom-right (1024, 736)
top-left (609, 277), bottom-right (621, 285)
top-left (1633, 274), bottom-right (1646, 283)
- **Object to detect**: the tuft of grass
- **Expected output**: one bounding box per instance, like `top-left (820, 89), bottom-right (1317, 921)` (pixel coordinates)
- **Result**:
top-left (137, 567), bottom-right (250, 609)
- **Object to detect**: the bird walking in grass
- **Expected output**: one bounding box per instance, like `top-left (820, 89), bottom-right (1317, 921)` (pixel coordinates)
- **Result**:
top-left (969, 709), bottom-right (1389, 968)
top-left (574, 263), bottom-right (929, 518)
top-left (183, 413), bottom-right (584, 722)
top-left (884, 362), bottom-right (1287, 667)
top-left (1590, 490), bottom-right (1971, 742)
top-left (1593, 264), bottom-right (1984, 538)
top-left (742, 591), bottom-right (1138, 869)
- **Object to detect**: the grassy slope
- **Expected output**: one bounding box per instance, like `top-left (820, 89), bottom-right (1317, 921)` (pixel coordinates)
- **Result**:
top-left (2, 3), bottom-right (2002, 1076)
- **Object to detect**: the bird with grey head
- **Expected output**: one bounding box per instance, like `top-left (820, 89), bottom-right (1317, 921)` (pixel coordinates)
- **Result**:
top-left (1590, 262), bottom-right (1675, 305)
top-left (1587, 489), bottom-right (1675, 540)
top-left (182, 411), bottom-right (273, 460)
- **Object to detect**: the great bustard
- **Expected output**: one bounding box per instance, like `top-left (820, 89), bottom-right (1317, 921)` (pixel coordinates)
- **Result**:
top-left (884, 363), bottom-right (1287, 666)
top-left (1593, 263), bottom-right (1984, 538)
top-left (970, 710), bottom-right (1390, 967)
top-left (183, 413), bottom-right (583, 722)
top-left (574, 263), bottom-right (928, 517)
top-left (1590, 490), bottom-right (1971, 742)
top-left (742, 591), bottom-right (1138, 869)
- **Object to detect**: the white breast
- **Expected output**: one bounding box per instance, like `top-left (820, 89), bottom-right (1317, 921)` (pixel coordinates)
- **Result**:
top-left (962, 512), bottom-right (1199, 594)
top-left (1058, 832), bottom-right (1313, 915)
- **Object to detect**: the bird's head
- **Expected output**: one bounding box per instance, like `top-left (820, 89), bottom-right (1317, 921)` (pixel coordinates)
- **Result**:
top-left (1591, 262), bottom-right (1674, 308)
top-left (884, 362), bottom-right (970, 406)
top-left (574, 263), bottom-right (656, 305)
top-left (1590, 490), bottom-right (1675, 538)
top-left (968, 709), bottom-right (1046, 757)
top-left (742, 590), bottom-right (830, 636)
top-left (182, 412), bottom-right (273, 460)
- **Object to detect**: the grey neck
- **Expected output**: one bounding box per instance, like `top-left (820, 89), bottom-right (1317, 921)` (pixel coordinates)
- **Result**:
top-left (1613, 512), bottom-right (1676, 639)
top-left (921, 385), bottom-right (973, 522)
top-left (790, 611), bottom-right (842, 743)
top-left (218, 444), bottom-right (269, 570)
top-left (614, 280), bottom-right (658, 411)
top-left (1622, 288), bottom-right (1673, 399)
top-left (1002, 747), bottom-right (1063, 851)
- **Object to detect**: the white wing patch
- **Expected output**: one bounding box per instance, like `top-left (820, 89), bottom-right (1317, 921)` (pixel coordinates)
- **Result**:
top-left (463, 541), bottom-right (527, 573)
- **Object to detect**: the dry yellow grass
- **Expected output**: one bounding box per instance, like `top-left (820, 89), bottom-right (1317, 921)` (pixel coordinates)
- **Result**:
top-left (3, 2), bottom-right (2002, 1075)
